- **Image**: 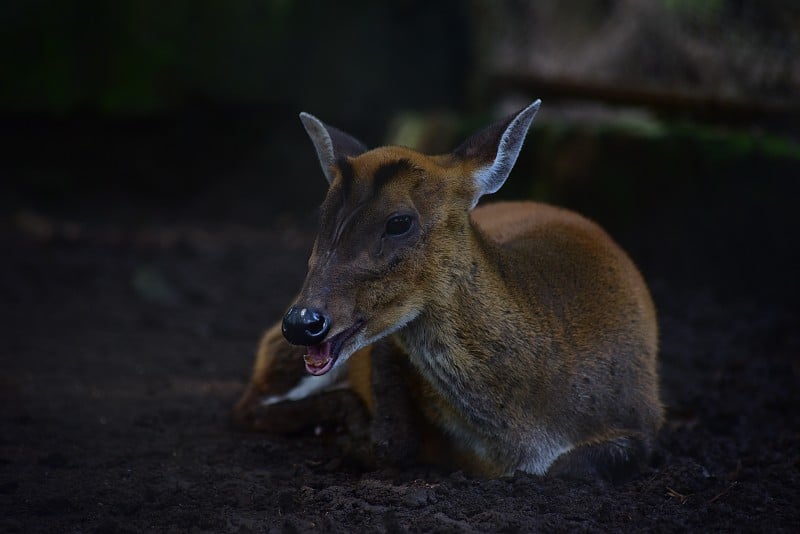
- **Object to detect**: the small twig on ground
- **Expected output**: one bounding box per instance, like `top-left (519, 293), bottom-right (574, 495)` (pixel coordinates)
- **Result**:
top-left (708, 482), bottom-right (738, 504)
top-left (666, 487), bottom-right (691, 504)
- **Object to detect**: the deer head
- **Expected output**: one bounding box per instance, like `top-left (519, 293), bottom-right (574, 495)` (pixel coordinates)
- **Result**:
top-left (282, 101), bottom-right (541, 375)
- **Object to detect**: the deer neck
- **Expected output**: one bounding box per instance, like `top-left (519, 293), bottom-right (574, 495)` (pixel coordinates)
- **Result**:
top-left (394, 220), bottom-right (551, 435)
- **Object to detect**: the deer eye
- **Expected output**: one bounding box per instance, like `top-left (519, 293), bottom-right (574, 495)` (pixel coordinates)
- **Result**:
top-left (385, 214), bottom-right (413, 237)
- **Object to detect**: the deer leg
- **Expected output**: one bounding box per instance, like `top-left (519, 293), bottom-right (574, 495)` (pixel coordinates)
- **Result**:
top-left (232, 322), bottom-right (368, 435)
top-left (368, 337), bottom-right (425, 467)
top-left (546, 434), bottom-right (652, 483)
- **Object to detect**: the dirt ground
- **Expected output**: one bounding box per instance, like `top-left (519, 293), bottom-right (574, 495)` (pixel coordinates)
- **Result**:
top-left (1, 127), bottom-right (799, 532)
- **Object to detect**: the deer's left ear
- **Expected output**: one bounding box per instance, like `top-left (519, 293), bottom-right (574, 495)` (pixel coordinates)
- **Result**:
top-left (300, 112), bottom-right (369, 184)
top-left (453, 100), bottom-right (541, 207)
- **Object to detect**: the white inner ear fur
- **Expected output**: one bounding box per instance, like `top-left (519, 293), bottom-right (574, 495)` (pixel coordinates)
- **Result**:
top-left (299, 112), bottom-right (337, 184)
top-left (472, 100), bottom-right (541, 208)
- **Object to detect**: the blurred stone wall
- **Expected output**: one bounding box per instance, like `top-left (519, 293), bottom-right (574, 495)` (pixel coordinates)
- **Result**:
top-left (472, 0), bottom-right (800, 105)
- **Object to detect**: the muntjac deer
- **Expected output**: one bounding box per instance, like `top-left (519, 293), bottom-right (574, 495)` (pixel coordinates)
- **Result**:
top-left (234, 101), bottom-right (662, 481)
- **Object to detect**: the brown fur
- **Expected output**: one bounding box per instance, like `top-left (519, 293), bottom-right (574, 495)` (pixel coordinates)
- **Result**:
top-left (234, 103), bottom-right (662, 480)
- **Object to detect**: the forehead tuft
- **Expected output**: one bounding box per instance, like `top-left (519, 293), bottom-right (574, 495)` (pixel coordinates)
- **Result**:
top-left (335, 147), bottom-right (431, 200)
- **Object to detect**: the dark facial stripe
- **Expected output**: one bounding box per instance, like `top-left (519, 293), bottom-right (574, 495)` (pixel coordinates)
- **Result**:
top-left (319, 156), bottom-right (360, 249)
top-left (332, 201), bottom-right (367, 247)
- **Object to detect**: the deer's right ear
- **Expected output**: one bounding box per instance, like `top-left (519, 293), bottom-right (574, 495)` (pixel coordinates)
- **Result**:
top-left (453, 100), bottom-right (541, 208)
top-left (299, 113), bottom-right (369, 184)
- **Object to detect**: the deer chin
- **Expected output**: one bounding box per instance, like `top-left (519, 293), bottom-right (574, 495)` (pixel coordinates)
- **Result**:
top-left (303, 321), bottom-right (364, 376)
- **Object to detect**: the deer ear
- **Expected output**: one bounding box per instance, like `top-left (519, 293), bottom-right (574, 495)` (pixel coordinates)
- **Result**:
top-left (453, 100), bottom-right (541, 207)
top-left (299, 112), bottom-right (369, 184)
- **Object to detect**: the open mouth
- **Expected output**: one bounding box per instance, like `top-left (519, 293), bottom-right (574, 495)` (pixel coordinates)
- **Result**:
top-left (303, 321), bottom-right (363, 376)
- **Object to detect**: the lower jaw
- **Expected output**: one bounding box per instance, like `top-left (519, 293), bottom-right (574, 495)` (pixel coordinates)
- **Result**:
top-left (304, 355), bottom-right (335, 376)
top-left (304, 320), bottom-right (365, 376)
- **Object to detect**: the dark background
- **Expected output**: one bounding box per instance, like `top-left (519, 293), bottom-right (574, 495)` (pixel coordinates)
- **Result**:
top-left (2, 1), bottom-right (798, 531)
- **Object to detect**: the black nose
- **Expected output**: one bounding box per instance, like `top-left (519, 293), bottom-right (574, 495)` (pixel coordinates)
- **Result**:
top-left (282, 306), bottom-right (331, 346)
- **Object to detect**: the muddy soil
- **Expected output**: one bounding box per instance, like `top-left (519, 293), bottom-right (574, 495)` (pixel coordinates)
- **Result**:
top-left (1, 131), bottom-right (798, 532)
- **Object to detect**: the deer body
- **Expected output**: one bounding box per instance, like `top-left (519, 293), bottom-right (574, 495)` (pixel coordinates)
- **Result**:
top-left (394, 200), bottom-right (659, 476)
top-left (237, 101), bottom-right (662, 480)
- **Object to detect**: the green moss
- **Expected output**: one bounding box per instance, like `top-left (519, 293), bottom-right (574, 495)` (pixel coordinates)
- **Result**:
top-left (662, 0), bottom-right (724, 21)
